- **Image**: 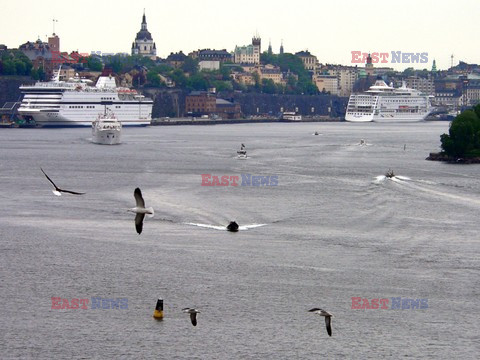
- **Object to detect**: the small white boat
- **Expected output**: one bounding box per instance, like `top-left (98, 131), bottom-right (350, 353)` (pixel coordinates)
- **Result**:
top-left (92, 111), bottom-right (122, 145)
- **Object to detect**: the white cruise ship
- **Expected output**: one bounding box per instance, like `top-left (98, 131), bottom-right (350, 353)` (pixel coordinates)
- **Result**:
top-left (17, 68), bottom-right (153, 127)
top-left (345, 80), bottom-right (432, 123)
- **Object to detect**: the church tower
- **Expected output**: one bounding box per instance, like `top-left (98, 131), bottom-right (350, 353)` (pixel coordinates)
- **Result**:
top-left (252, 35), bottom-right (261, 64)
top-left (131, 10), bottom-right (156, 59)
top-left (280, 40), bottom-right (284, 55)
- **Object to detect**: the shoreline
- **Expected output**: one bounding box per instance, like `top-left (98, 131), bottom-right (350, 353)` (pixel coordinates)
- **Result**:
top-left (426, 152), bottom-right (480, 164)
top-left (150, 117), bottom-right (343, 126)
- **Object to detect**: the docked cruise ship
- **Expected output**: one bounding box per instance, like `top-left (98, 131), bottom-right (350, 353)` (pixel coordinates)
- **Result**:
top-left (345, 80), bottom-right (432, 122)
top-left (17, 68), bottom-right (153, 126)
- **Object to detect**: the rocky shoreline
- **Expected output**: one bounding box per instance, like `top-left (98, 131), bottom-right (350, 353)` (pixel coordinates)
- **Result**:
top-left (426, 152), bottom-right (480, 164)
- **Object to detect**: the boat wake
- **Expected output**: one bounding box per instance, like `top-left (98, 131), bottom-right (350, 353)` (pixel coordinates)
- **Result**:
top-left (373, 175), bottom-right (480, 207)
top-left (356, 139), bottom-right (372, 146)
top-left (373, 175), bottom-right (411, 184)
top-left (185, 223), bottom-right (267, 231)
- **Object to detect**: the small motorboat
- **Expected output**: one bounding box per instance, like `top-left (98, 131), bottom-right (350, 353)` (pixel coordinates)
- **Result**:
top-left (226, 221), bottom-right (239, 232)
top-left (385, 169), bottom-right (395, 178)
top-left (237, 143), bottom-right (247, 159)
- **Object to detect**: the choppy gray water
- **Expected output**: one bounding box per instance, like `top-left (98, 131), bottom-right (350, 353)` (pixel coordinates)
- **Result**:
top-left (0, 122), bottom-right (479, 359)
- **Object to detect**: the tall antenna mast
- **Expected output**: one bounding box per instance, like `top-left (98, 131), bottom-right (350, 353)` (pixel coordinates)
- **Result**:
top-left (450, 54), bottom-right (454, 69)
top-left (52, 18), bottom-right (58, 35)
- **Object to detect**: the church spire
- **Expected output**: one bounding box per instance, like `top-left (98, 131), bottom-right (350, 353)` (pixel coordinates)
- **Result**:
top-left (142, 9), bottom-right (147, 30)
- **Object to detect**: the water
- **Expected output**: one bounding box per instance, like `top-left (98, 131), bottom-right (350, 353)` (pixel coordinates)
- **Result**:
top-left (0, 122), bottom-right (479, 359)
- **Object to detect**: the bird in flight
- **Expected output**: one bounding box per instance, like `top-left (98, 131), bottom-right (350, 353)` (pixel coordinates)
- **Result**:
top-left (308, 308), bottom-right (333, 336)
top-left (127, 187), bottom-right (154, 234)
top-left (40, 168), bottom-right (85, 196)
top-left (182, 308), bottom-right (200, 326)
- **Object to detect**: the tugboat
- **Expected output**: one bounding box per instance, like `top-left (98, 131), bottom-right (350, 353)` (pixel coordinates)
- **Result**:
top-left (237, 143), bottom-right (247, 159)
top-left (92, 110), bottom-right (122, 145)
top-left (226, 221), bottom-right (239, 232)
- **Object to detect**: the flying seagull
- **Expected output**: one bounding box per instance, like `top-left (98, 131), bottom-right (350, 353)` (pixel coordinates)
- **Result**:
top-left (308, 308), bottom-right (333, 336)
top-left (40, 168), bottom-right (85, 196)
top-left (127, 187), bottom-right (154, 234)
top-left (182, 308), bottom-right (200, 326)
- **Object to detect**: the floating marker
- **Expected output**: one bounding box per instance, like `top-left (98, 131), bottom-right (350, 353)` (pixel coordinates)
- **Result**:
top-left (153, 298), bottom-right (163, 320)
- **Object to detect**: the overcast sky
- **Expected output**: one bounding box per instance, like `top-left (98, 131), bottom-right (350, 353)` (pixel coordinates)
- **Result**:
top-left (2, 0), bottom-right (479, 71)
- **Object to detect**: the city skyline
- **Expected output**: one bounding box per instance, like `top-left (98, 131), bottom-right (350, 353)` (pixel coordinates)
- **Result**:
top-left (1, 0), bottom-right (479, 71)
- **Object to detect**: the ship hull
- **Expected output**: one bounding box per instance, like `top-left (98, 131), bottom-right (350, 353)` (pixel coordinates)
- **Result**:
top-left (18, 107), bottom-right (151, 127)
top-left (345, 113), bottom-right (374, 122)
top-left (92, 129), bottom-right (122, 144)
top-left (373, 113), bottom-right (429, 123)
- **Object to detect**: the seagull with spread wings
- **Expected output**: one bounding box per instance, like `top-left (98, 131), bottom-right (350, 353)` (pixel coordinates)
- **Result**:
top-left (308, 308), bottom-right (333, 336)
top-left (127, 188), bottom-right (154, 234)
top-left (40, 168), bottom-right (85, 196)
top-left (182, 308), bottom-right (201, 326)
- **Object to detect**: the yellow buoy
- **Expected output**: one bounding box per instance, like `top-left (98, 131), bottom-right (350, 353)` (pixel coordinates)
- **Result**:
top-left (153, 298), bottom-right (163, 320)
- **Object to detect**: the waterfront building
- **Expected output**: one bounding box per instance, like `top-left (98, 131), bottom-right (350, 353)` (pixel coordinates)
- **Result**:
top-left (216, 98), bottom-right (242, 119)
top-left (258, 64), bottom-right (285, 85)
top-left (199, 60), bottom-right (220, 71)
top-left (405, 76), bottom-right (435, 96)
top-left (234, 36), bottom-right (261, 65)
top-left (190, 49), bottom-right (232, 63)
top-left (313, 74), bottom-right (339, 95)
top-left (166, 51), bottom-right (188, 68)
top-left (131, 11), bottom-right (156, 59)
top-left (232, 72), bottom-right (256, 86)
top-left (19, 37), bottom-right (55, 76)
top-left (185, 91), bottom-right (216, 115)
top-left (320, 65), bottom-right (359, 97)
top-left (295, 50), bottom-right (317, 72)
top-left (58, 66), bottom-right (75, 81)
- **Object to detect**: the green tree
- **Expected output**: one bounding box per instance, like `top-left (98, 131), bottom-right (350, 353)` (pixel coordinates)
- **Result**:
top-left (220, 65), bottom-right (231, 80)
top-left (212, 80), bottom-right (233, 92)
top-left (14, 60), bottom-right (26, 75)
top-left (188, 73), bottom-right (209, 90)
top-left (440, 105), bottom-right (480, 157)
top-left (87, 56), bottom-right (103, 71)
top-left (107, 57), bottom-right (123, 74)
top-left (261, 78), bottom-right (276, 94)
top-left (170, 69), bottom-right (187, 88)
top-left (181, 57), bottom-right (198, 74)
top-left (146, 70), bottom-right (163, 87)
top-left (402, 67), bottom-right (415, 77)
top-left (2, 60), bottom-right (15, 75)
top-left (155, 64), bottom-right (173, 75)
